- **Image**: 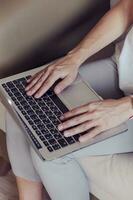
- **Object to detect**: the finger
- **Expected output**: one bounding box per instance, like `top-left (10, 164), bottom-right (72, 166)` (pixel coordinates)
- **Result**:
top-left (58, 112), bottom-right (94, 131)
top-left (79, 127), bottom-right (102, 142)
top-left (34, 72), bottom-right (60, 98)
top-left (63, 121), bottom-right (97, 137)
top-left (26, 68), bottom-right (51, 96)
top-left (25, 70), bottom-right (44, 91)
top-left (54, 76), bottom-right (73, 94)
top-left (60, 104), bottom-right (89, 120)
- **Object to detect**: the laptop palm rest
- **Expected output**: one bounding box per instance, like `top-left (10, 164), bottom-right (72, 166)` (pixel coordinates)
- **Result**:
top-left (58, 79), bottom-right (100, 110)
top-left (58, 79), bottom-right (128, 150)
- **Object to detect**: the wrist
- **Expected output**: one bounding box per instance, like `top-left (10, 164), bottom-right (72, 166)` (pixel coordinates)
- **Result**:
top-left (68, 47), bottom-right (89, 66)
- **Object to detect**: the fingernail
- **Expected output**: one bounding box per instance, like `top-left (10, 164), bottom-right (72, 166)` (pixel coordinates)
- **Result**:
top-left (60, 116), bottom-right (64, 120)
top-left (25, 87), bottom-right (29, 91)
top-left (26, 91), bottom-right (31, 96)
top-left (64, 131), bottom-right (70, 137)
top-left (58, 124), bottom-right (63, 131)
top-left (34, 94), bottom-right (40, 99)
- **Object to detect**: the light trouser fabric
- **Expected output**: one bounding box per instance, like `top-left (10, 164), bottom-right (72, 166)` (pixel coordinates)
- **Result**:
top-left (6, 58), bottom-right (124, 200)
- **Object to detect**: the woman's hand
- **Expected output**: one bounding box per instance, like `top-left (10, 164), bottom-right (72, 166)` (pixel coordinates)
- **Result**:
top-left (25, 52), bottom-right (82, 98)
top-left (58, 97), bottom-right (133, 142)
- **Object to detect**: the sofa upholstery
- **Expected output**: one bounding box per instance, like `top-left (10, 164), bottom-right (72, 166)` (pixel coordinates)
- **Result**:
top-left (1, 1), bottom-right (133, 200)
top-left (0, 0), bottom-right (110, 78)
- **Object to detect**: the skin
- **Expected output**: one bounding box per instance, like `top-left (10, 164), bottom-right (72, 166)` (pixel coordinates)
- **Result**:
top-left (16, 177), bottom-right (43, 200)
top-left (18, 0), bottom-right (133, 199)
top-left (25, 0), bottom-right (133, 142)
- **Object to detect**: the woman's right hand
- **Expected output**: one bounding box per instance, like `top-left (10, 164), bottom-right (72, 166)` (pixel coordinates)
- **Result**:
top-left (25, 52), bottom-right (82, 98)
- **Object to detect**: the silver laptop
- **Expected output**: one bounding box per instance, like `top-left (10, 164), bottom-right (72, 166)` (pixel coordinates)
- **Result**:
top-left (0, 64), bottom-right (127, 160)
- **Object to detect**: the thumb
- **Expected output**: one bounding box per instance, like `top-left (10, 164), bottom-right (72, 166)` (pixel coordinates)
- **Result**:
top-left (54, 76), bottom-right (74, 94)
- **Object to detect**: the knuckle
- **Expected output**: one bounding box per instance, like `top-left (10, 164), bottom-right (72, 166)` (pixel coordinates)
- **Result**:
top-left (45, 79), bottom-right (50, 85)
top-left (63, 122), bottom-right (69, 128)
top-left (75, 117), bottom-right (80, 123)
top-left (72, 108), bottom-right (78, 114)
top-left (95, 118), bottom-right (101, 125)
top-left (31, 79), bottom-right (36, 84)
top-left (88, 103), bottom-right (95, 110)
top-left (38, 77), bottom-right (43, 82)
top-left (92, 111), bottom-right (98, 118)
top-left (82, 122), bottom-right (89, 129)
top-left (48, 65), bottom-right (53, 70)
top-left (55, 65), bottom-right (62, 70)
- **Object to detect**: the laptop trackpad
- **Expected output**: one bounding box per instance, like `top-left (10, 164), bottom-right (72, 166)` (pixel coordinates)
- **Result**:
top-left (58, 80), bottom-right (101, 110)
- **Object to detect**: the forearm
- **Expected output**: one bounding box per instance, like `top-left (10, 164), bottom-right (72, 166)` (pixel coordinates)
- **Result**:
top-left (69, 0), bottom-right (133, 64)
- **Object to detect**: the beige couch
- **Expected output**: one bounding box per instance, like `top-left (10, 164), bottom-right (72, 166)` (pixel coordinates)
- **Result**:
top-left (0, 1), bottom-right (133, 200)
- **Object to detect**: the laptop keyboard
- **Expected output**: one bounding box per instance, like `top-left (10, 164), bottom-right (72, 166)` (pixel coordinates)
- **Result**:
top-left (2, 76), bottom-right (80, 152)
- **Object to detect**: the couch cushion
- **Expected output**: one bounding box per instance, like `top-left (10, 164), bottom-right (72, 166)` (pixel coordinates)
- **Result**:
top-left (79, 153), bottom-right (133, 200)
top-left (0, 0), bottom-right (92, 68)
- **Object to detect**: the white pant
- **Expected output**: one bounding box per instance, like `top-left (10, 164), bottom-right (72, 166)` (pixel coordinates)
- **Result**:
top-left (6, 58), bottom-right (124, 200)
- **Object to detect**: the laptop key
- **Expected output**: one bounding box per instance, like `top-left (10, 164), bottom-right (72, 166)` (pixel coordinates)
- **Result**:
top-left (58, 139), bottom-right (68, 147)
top-left (34, 119), bottom-right (41, 125)
top-left (49, 138), bottom-right (56, 145)
top-left (14, 101), bottom-right (20, 106)
top-left (14, 92), bottom-right (22, 97)
top-left (42, 118), bottom-right (50, 124)
top-left (32, 105), bottom-right (40, 110)
top-left (52, 144), bottom-right (61, 150)
top-left (47, 146), bottom-right (53, 152)
top-left (20, 100), bottom-right (27, 106)
top-left (25, 115), bottom-right (30, 121)
top-left (4, 87), bottom-right (10, 93)
top-left (10, 88), bottom-right (18, 93)
top-left (73, 134), bottom-right (80, 141)
top-left (41, 129), bottom-right (48, 135)
top-left (43, 140), bottom-right (49, 147)
top-left (65, 137), bottom-right (75, 145)
top-left (46, 123), bottom-right (54, 129)
top-left (8, 91), bottom-right (14, 97)
top-left (45, 134), bottom-right (53, 140)
top-left (11, 96), bottom-right (16, 101)
top-left (17, 96), bottom-right (23, 101)
top-left (54, 133), bottom-right (62, 140)
top-left (30, 114), bottom-right (38, 121)
top-left (39, 135), bottom-right (45, 140)
top-left (27, 109), bottom-right (35, 116)
top-left (18, 106), bottom-right (23, 111)
top-left (28, 120), bottom-right (34, 126)
top-left (36, 130), bottom-right (41, 136)
top-left (50, 128), bottom-right (57, 135)
top-left (6, 82), bottom-right (15, 89)
top-left (24, 105), bottom-right (31, 111)
top-left (36, 110), bottom-right (44, 115)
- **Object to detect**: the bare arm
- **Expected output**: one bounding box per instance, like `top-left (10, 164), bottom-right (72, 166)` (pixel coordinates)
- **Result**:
top-left (26, 0), bottom-right (133, 97)
top-left (70, 0), bottom-right (133, 63)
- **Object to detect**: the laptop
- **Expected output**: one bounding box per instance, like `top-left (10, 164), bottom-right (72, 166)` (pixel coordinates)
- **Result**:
top-left (0, 64), bottom-right (128, 160)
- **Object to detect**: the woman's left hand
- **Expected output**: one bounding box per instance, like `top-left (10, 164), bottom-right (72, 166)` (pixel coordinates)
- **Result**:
top-left (58, 97), bottom-right (133, 142)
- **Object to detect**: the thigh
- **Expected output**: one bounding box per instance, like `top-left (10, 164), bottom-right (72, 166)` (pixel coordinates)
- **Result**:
top-left (79, 58), bottom-right (124, 99)
top-left (5, 112), bottom-right (41, 182)
top-left (31, 147), bottom-right (90, 200)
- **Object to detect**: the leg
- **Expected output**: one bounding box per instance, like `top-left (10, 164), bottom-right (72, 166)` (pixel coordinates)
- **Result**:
top-left (31, 147), bottom-right (90, 200)
top-left (79, 58), bottom-right (123, 99)
top-left (29, 58), bottom-right (122, 200)
top-left (6, 112), bottom-right (43, 200)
